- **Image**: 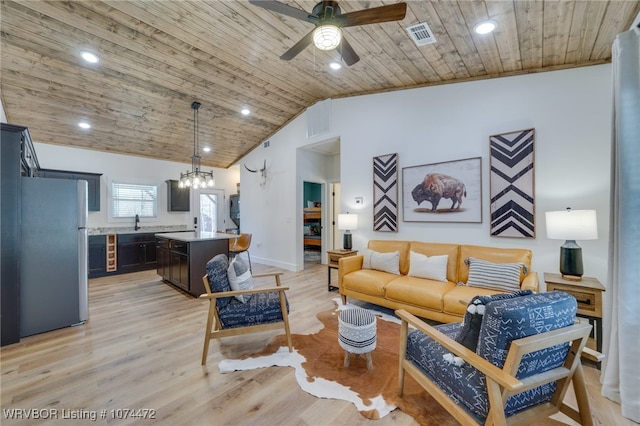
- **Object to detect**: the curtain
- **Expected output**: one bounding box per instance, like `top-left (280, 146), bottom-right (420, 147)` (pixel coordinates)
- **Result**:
top-left (601, 27), bottom-right (640, 422)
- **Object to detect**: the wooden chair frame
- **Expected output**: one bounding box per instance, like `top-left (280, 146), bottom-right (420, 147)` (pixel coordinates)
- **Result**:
top-left (200, 272), bottom-right (292, 365)
top-left (396, 309), bottom-right (593, 426)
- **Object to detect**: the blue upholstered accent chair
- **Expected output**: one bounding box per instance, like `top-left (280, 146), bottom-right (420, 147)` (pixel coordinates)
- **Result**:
top-left (397, 291), bottom-right (593, 425)
top-left (200, 254), bottom-right (292, 365)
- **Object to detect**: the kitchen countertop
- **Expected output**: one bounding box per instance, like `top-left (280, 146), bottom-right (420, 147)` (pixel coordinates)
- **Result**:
top-left (155, 231), bottom-right (236, 242)
top-left (89, 225), bottom-right (190, 235)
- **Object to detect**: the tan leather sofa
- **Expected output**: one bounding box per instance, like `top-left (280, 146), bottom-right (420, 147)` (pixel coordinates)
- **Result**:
top-left (338, 240), bottom-right (538, 323)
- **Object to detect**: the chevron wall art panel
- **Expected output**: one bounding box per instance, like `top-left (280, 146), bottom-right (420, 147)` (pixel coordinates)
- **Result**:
top-left (373, 153), bottom-right (398, 232)
top-left (489, 128), bottom-right (536, 238)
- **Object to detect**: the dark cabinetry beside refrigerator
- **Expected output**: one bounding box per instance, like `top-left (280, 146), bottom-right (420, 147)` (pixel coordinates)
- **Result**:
top-left (116, 233), bottom-right (157, 273)
top-left (38, 168), bottom-right (102, 211)
top-left (88, 235), bottom-right (107, 277)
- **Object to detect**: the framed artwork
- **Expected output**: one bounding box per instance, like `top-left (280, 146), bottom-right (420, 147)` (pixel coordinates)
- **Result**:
top-left (489, 128), bottom-right (535, 238)
top-left (402, 157), bottom-right (482, 223)
top-left (373, 153), bottom-right (398, 232)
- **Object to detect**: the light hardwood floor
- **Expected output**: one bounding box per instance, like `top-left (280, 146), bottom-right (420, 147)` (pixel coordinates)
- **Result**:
top-left (0, 262), bottom-right (633, 425)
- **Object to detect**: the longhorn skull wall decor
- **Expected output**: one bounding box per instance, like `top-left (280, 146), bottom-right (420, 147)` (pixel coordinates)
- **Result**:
top-left (244, 159), bottom-right (268, 187)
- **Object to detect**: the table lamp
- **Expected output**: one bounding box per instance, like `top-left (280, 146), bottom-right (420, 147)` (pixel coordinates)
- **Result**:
top-left (338, 213), bottom-right (358, 250)
top-left (545, 208), bottom-right (598, 281)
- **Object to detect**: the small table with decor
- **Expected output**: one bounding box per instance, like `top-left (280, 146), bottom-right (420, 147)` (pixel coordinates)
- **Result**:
top-left (327, 249), bottom-right (358, 292)
top-left (544, 272), bottom-right (606, 365)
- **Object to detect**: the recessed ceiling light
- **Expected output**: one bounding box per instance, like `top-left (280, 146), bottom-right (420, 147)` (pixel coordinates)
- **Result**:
top-left (474, 20), bottom-right (496, 35)
top-left (241, 108), bottom-right (250, 116)
top-left (202, 147), bottom-right (211, 153)
top-left (78, 122), bottom-right (91, 129)
top-left (80, 51), bottom-right (99, 63)
top-left (329, 61), bottom-right (342, 70)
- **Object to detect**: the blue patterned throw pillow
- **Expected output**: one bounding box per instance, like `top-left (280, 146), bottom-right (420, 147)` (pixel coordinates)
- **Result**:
top-left (455, 290), bottom-right (533, 351)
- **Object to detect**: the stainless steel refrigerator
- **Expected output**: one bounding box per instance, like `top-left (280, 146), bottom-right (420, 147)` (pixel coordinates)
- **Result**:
top-left (19, 177), bottom-right (89, 337)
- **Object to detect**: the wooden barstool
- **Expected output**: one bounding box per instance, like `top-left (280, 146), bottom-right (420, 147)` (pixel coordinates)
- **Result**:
top-left (229, 233), bottom-right (252, 271)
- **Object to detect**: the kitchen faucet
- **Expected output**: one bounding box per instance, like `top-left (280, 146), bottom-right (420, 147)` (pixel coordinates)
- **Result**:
top-left (135, 214), bottom-right (140, 231)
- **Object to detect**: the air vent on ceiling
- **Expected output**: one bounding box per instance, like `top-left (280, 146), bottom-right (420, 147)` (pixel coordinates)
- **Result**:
top-left (406, 22), bottom-right (436, 46)
top-left (263, 140), bottom-right (270, 148)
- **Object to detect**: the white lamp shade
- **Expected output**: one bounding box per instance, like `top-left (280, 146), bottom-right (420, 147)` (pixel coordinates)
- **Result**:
top-left (313, 25), bottom-right (342, 50)
top-left (338, 213), bottom-right (358, 231)
top-left (545, 209), bottom-right (598, 240)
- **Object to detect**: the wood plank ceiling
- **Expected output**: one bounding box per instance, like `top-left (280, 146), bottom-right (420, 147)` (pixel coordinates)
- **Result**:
top-left (1, 1), bottom-right (639, 169)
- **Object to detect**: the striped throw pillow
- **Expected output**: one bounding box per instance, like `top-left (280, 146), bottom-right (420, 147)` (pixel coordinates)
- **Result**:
top-left (465, 257), bottom-right (525, 291)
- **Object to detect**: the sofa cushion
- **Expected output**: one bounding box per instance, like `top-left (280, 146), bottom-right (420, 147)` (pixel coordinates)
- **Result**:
top-left (441, 285), bottom-right (501, 317)
top-left (342, 269), bottom-right (396, 297)
top-left (363, 249), bottom-right (400, 274)
top-left (408, 251), bottom-right (448, 282)
top-left (385, 276), bottom-right (455, 312)
top-left (465, 257), bottom-right (525, 291)
top-left (219, 290), bottom-right (289, 329)
top-left (410, 242), bottom-right (460, 282)
top-left (368, 240), bottom-right (411, 275)
top-left (458, 245), bottom-right (532, 284)
top-left (455, 290), bottom-right (533, 351)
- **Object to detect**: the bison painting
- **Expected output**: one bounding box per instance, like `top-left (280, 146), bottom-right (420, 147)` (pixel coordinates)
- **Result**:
top-left (411, 173), bottom-right (467, 212)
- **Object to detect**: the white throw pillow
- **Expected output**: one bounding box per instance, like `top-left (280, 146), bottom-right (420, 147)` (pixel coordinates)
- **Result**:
top-left (227, 255), bottom-right (254, 303)
top-left (362, 249), bottom-right (374, 269)
top-left (362, 249), bottom-right (400, 274)
top-left (408, 252), bottom-right (449, 282)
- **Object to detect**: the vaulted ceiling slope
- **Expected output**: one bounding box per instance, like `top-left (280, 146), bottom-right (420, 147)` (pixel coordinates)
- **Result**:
top-left (1, 1), bottom-right (638, 169)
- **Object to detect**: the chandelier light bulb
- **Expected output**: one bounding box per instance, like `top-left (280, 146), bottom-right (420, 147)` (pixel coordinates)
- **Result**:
top-left (313, 25), bottom-right (342, 50)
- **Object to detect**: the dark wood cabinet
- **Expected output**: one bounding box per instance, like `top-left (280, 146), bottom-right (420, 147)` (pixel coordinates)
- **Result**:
top-left (166, 180), bottom-right (190, 212)
top-left (156, 238), bottom-right (170, 279)
top-left (116, 233), bottom-right (157, 273)
top-left (156, 235), bottom-right (228, 297)
top-left (38, 168), bottom-right (102, 211)
top-left (88, 235), bottom-right (107, 277)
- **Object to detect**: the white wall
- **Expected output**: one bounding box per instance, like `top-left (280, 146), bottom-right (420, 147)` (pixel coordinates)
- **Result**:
top-left (33, 143), bottom-right (240, 232)
top-left (241, 65), bottom-right (612, 288)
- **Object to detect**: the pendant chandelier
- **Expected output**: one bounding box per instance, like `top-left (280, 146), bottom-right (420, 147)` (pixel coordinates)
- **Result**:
top-left (179, 101), bottom-right (215, 189)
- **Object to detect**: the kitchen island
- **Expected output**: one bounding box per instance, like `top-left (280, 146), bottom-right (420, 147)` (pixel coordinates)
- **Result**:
top-left (155, 232), bottom-right (235, 297)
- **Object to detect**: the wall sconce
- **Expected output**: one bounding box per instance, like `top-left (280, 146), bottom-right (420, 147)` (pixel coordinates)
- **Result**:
top-left (545, 208), bottom-right (598, 280)
top-left (338, 213), bottom-right (358, 250)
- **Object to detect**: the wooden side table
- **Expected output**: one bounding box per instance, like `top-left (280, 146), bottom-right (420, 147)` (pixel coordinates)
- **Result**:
top-left (327, 249), bottom-right (358, 292)
top-left (544, 272), bottom-right (606, 364)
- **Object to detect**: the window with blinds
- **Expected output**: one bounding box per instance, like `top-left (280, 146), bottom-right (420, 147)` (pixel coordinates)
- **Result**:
top-left (112, 182), bottom-right (157, 218)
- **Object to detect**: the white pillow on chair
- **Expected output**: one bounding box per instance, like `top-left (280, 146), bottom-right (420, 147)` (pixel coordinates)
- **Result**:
top-left (227, 255), bottom-right (254, 303)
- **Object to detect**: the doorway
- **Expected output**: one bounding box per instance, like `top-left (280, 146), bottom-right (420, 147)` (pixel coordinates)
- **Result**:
top-left (303, 181), bottom-right (323, 264)
top-left (192, 188), bottom-right (225, 232)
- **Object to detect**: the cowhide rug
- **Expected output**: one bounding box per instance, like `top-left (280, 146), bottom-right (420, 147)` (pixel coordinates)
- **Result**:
top-left (218, 301), bottom-right (458, 424)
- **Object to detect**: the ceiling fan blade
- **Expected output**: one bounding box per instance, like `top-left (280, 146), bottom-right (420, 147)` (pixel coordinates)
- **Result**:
top-left (280, 29), bottom-right (315, 61)
top-left (249, 0), bottom-right (318, 24)
top-left (340, 37), bottom-right (360, 66)
top-left (338, 3), bottom-right (407, 27)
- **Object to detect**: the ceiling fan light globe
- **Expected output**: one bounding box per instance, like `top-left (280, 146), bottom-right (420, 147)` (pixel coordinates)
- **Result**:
top-left (313, 25), bottom-right (342, 50)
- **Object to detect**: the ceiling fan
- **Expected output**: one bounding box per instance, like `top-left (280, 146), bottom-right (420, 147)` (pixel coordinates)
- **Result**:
top-left (249, 0), bottom-right (407, 66)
